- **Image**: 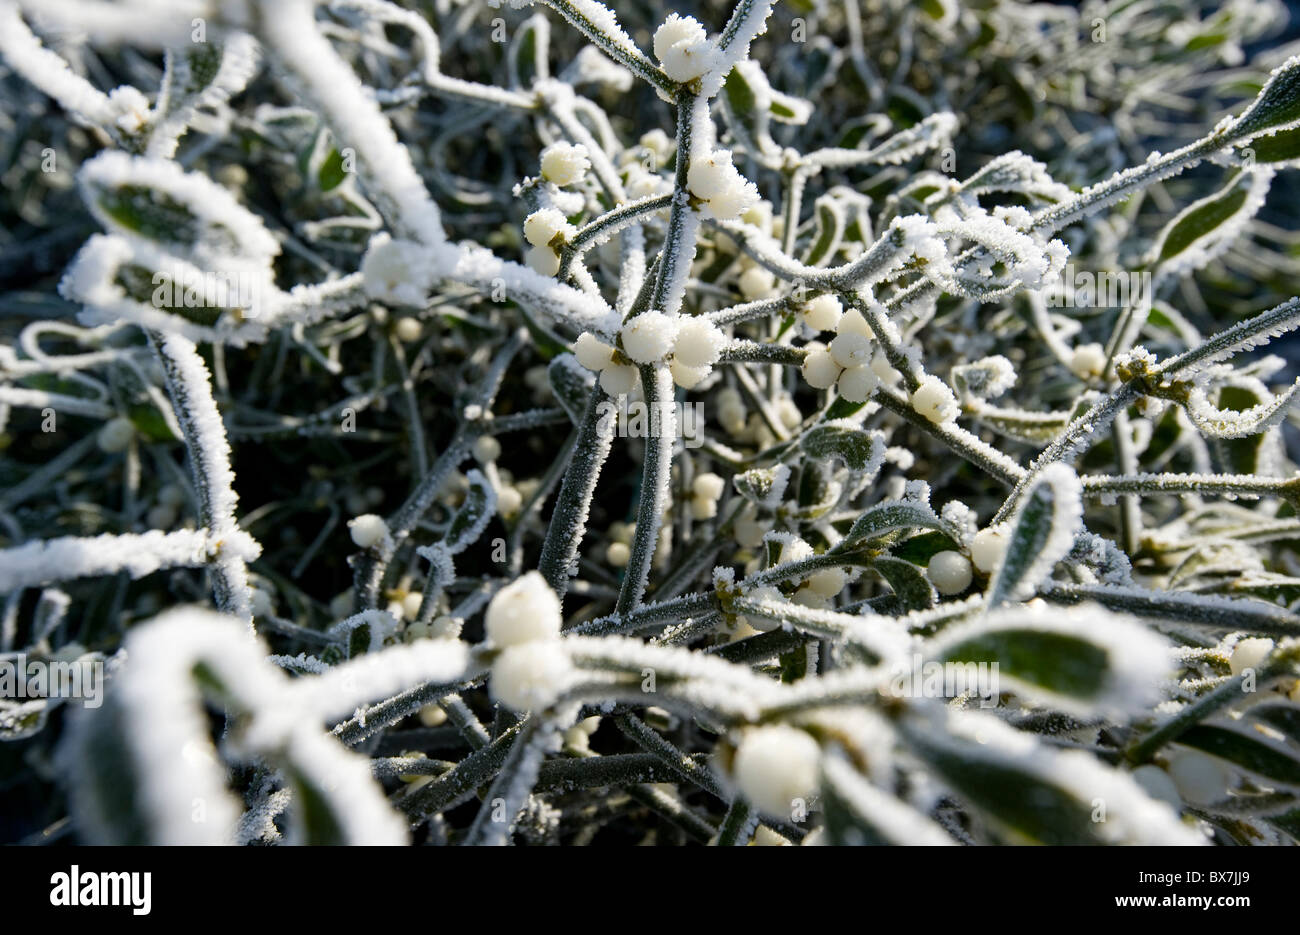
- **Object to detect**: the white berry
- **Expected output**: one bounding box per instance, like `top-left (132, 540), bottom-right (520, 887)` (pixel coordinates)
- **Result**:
top-left (574, 332), bottom-right (615, 371)
top-left (348, 513), bottom-right (390, 549)
top-left (523, 207), bottom-right (572, 247)
top-left (621, 311), bottom-right (679, 364)
top-left (1166, 750), bottom-right (1231, 806)
top-left (600, 362), bottom-right (639, 396)
top-left (927, 550), bottom-right (973, 595)
top-left (539, 142), bottom-right (590, 186)
top-left (802, 294), bottom-right (843, 332)
top-left (911, 375), bottom-right (960, 425)
top-left (484, 570), bottom-right (562, 647)
top-left (1070, 342), bottom-right (1107, 380)
top-left (836, 364), bottom-right (879, 403)
top-left (490, 640), bottom-right (571, 711)
top-left (801, 347), bottom-right (842, 389)
top-left (970, 525), bottom-right (1010, 574)
top-left (672, 317), bottom-right (726, 368)
top-left (1230, 637), bottom-right (1274, 676)
top-left (96, 416), bottom-right (134, 453)
top-left (732, 725), bottom-right (822, 818)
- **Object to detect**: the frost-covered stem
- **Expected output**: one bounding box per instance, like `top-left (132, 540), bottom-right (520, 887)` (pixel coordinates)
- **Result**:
top-left (399, 720), bottom-right (525, 821)
top-left (358, 334), bottom-right (526, 606)
top-left (539, 384), bottom-right (615, 601)
top-left (439, 694), bottom-right (491, 751)
top-left (706, 295), bottom-right (799, 327)
top-left (536, 0), bottom-right (678, 97)
top-left (569, 591), bottom-right (717, 636)
top-left (849, 294), bottom-right (920, 391)
top-left (650, 93), bottom-right (705, 318)
top-left (875, 387), bottom-right (1025, 486)
top-left (149, 331), bottom-right (254, 625)
top-left (715, 797), bottom-right (757, 845)
top-left (617, 713), bottom-right (728, 801)
top-left (389, 334), bottom-right (429, 483)
top-left (256, 0), bottom-right (445, 245)
top-left (1042, 583), bottom-right (1300, 638)
top-left (1125, 644), bottom-right (1300, 764)
top-left (1031, 132), bottom-right (1230, 237)
top-left (561, 194), bottom-right (673, 276)
top-left (719, 340), bottom-right (806, 367)
top-left (1080, 472), bottom-right (1300, 500)
top-left (991, 383), bottom-right (1140, 523)
top-left (332, 673), bottom-right (484, 745)
top-left (354, 436), bottom-right (468, 608)
top-left (1155, 296), bottom-right (1300, 378)
top-left (509, 426), bottom-right (578, 576)
top-left (462, 715), bottom-right (552, 845)
top-left (616, 366), bottom-right (676, 613)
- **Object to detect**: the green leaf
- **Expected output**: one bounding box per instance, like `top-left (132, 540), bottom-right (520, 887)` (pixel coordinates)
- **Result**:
top-left (733, 464), bottom-right (790, 506)
top-left (1152, 169), bottom-right (1266, 270)
top-left (1241, 125), bottom-right (1300, 164)
top-left (1247, 703), bottom-right (1300, 744)
top-left (317, 147), bottom-right (349, 192)
top-left (820, 754), bottom-right (955, 845)
top-left (899, 709), bottom-right (1199, 844)
top-left (61, 695), bottom-right (151, 844)
top-left (987, 464), bottom-right (1081, 606)
top-left (840, 497), bottom-right (945, 546)
top-left (802, 197), bottom-right (844, 267)
top-left (872, 556), bottom-right (936, 610)
top-left (800, 422), bottom-right (883, 472)
top-left (508, 14), bottom-right (549, 89)
top-left (724, 66), bottom-right (758, 116)
top-left (1176, 725), bottom-right (1300, 787)
top-left (98, 184), bottom-right (202, 246)
top-left (285, 764), bottom-right (348, 846)
top-left (1229, 56), bottom-right (1300, 142)
top-left (127, 402), bottom-right (179, 442)
top-left (891, 530), bottom-right (959, 565)
top-left (937, 629), bottom-right (1105, 701)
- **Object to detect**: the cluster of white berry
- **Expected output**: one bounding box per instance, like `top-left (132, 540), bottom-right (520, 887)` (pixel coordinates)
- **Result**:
top-left (571, 312), bottom-right (727, 393)
top-left (484, 571), bottom-right (570, 712)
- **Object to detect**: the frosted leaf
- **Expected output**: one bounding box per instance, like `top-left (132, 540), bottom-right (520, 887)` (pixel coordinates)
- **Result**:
top-left (820, 752), bottom-right (956, 845)
top-left (149, 34), bottom-right (260, 159)
top-left (1150, 168), bottom-right (1273, 278)
top-left (925, 603), bottom-right (1174, 716)
top-left (78, 151), bottom-right (280, 274)
top-left (899, 705), bottom-right (1204, 845)
top-left (953, 151), bottom-right (1073, 204)
top-left (1182, 378), bottom-right (1300, 439)
top-left (951, 355), bottom-right (1017, 400)
top-left (987, 463), bottom-right (1083, 605)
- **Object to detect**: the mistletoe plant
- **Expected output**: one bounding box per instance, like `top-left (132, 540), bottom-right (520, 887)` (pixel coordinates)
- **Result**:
top-left (3, 0), bottom-right (1300, 846)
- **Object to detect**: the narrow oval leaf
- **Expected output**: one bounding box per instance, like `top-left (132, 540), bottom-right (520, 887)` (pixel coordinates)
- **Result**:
top-left (872, 556), bottom-right (937, 611)
top-left (899, 706), bottom-right (1203, 845)
top-left (1151, 168), bottom-right (1272, 276)
top-left (925, 603), bottom-right (1172, 715)
top-left (820, 753), bottom-right (956, 845)
top-left (1229, 55), bottom-right (1300, 142)
top-left (800, 422), bottom-right (884, 473)
top-left (987, 463), bottom-right (1082, 606)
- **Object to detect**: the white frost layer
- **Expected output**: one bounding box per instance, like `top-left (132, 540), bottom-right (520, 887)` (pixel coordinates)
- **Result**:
top-left (0, 528), bottom-right (257, 592)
